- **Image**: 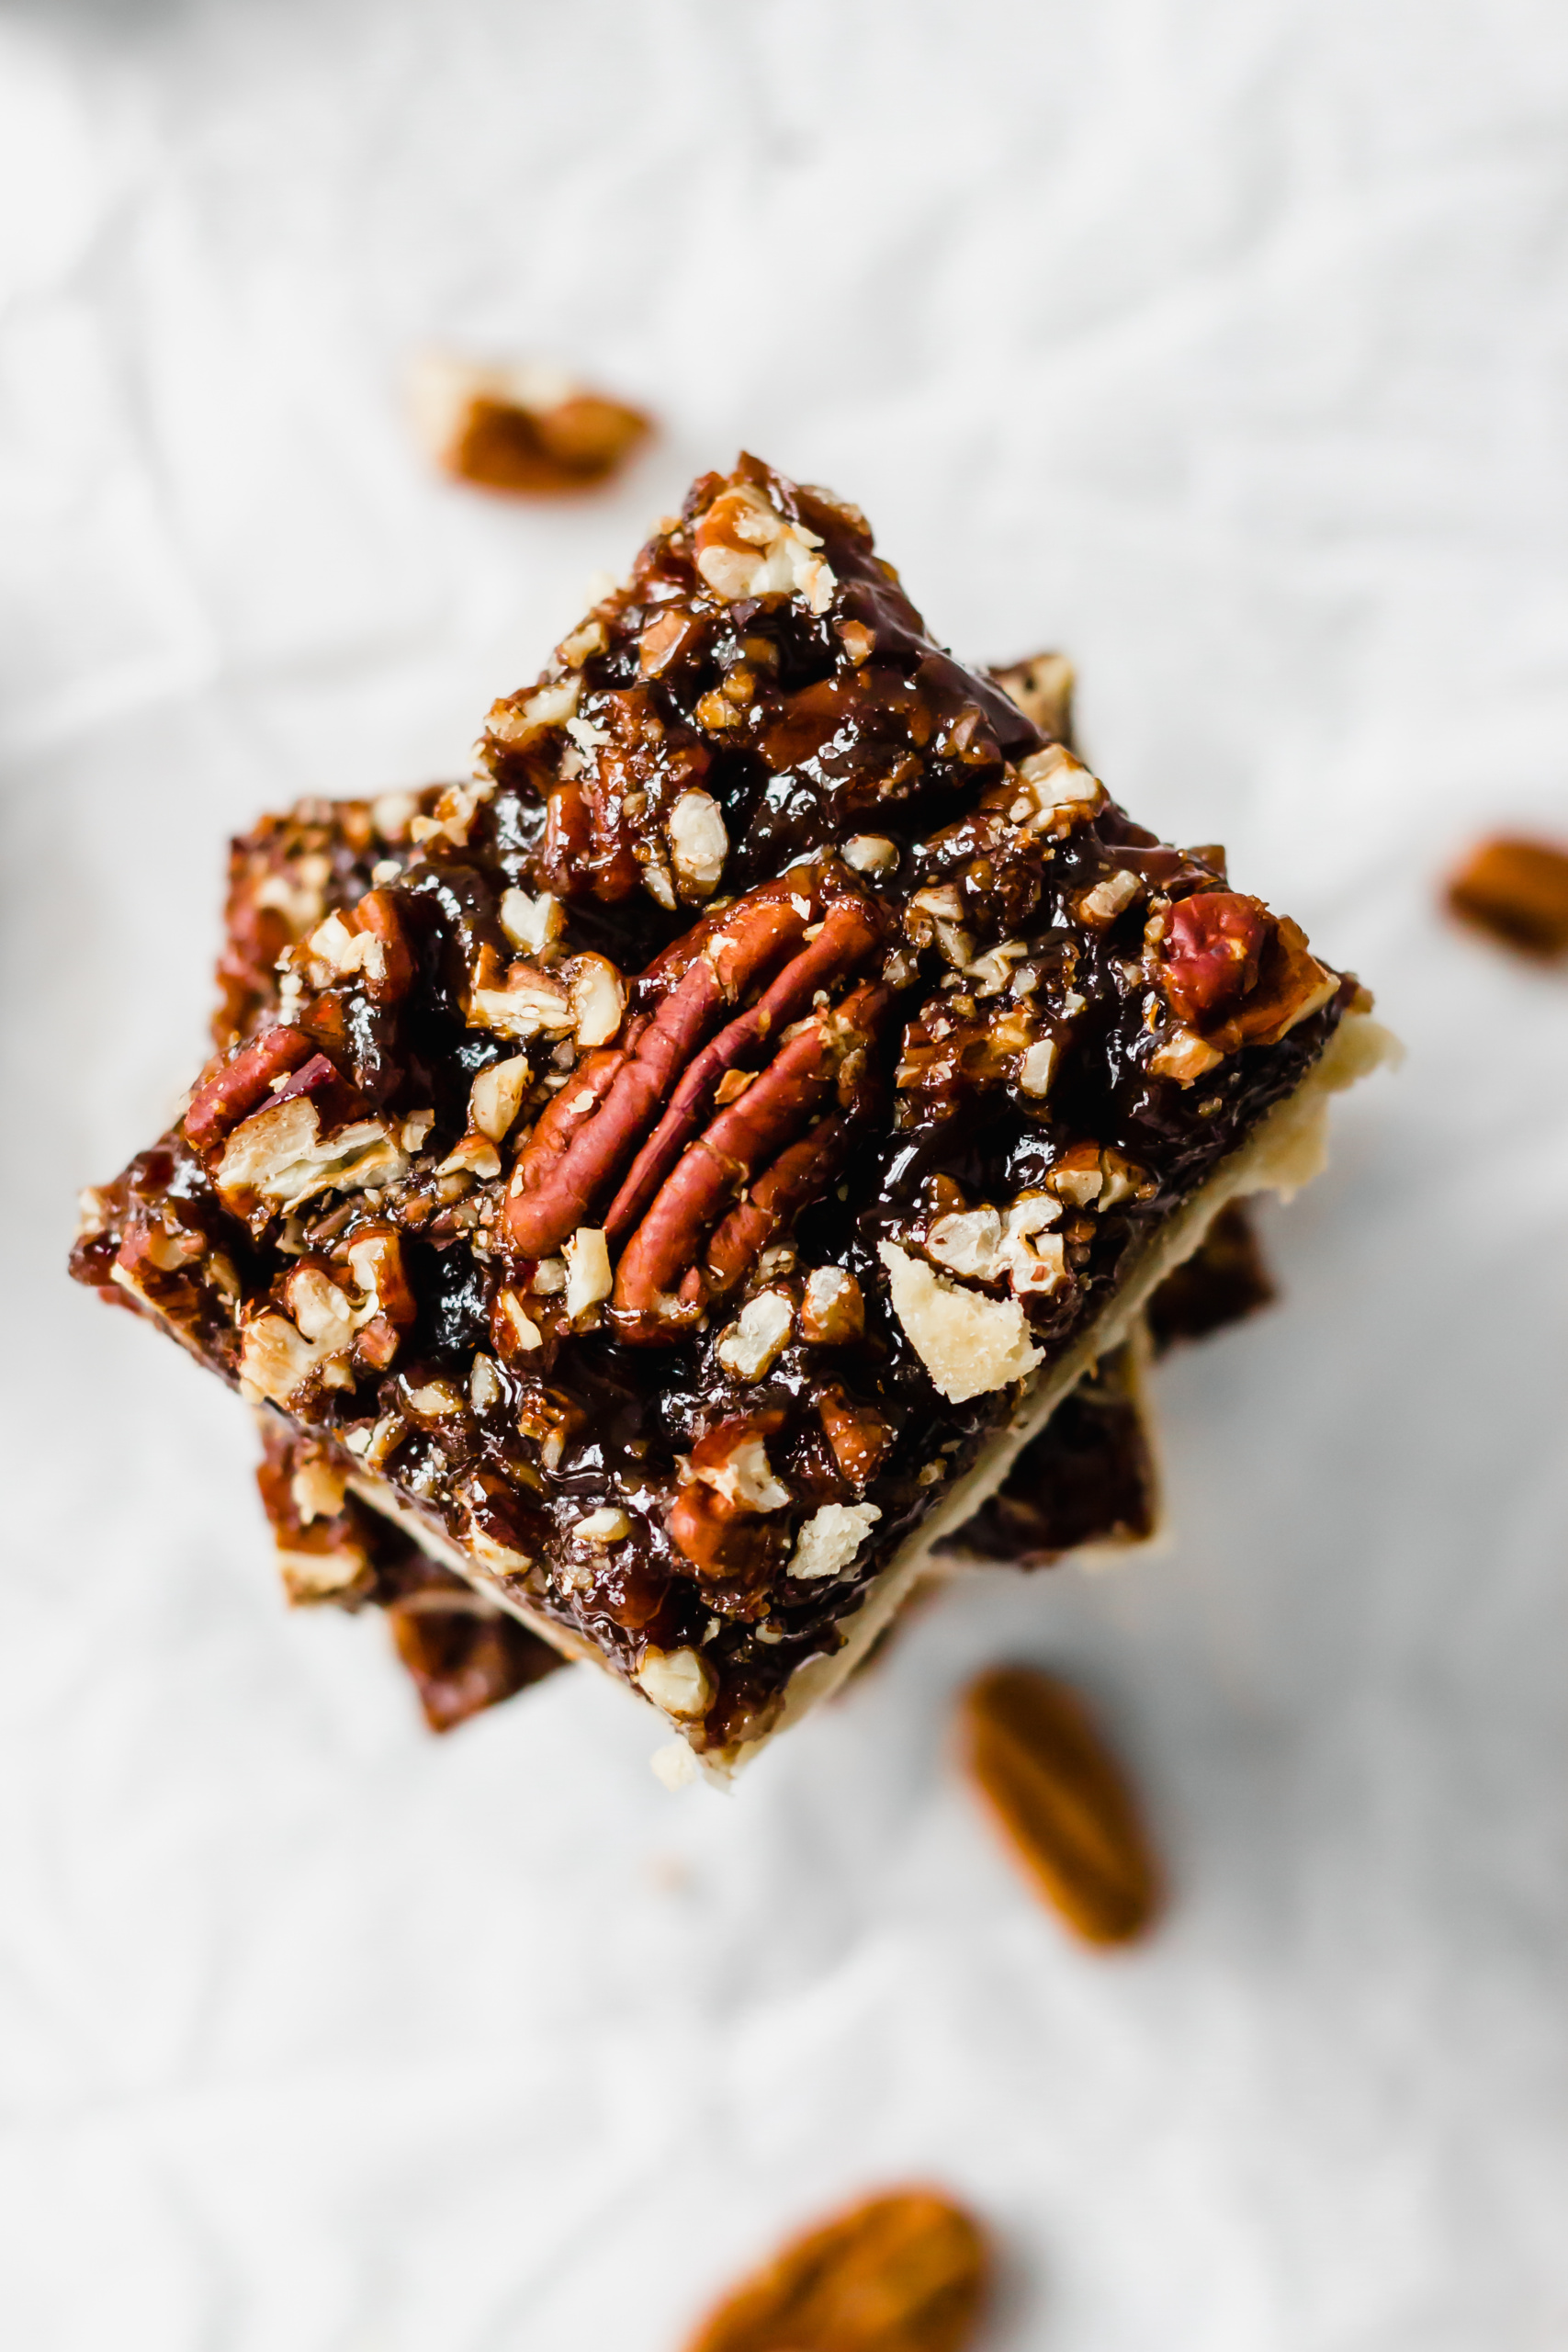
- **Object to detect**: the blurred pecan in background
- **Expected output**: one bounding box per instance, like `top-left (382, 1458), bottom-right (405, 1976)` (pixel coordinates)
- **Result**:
top-left (958, 1665), bottom-right (1161, 1945)
top-left (408, 352), bottom-right (651, 494)
top-left (684, 2187), bottom-right (989, 2352)
top-left (1445, 832), bottom-right (1568, 959)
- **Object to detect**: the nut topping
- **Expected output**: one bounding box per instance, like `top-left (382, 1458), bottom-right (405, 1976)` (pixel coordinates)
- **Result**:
top-left (693, 478), bottom-right (837, 614)
top-left (1153, 891), bottom-right (1337, 1071)
top-left (670, 1416), bottom-right (791, 1584)
top-left (1159, 890), bottom-right (1269, 1022)
top-left (502, 877), bottom-right (893, 1339)
top-left (184, 1026), bottom-right (317, 1151)
top-left (800, 1264), bottom-right (863, 1345)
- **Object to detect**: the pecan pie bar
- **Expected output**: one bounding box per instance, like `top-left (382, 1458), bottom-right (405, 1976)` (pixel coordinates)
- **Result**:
top-left (73, 456), bottom-right (1393, 1776)
top-left (207, 729), bottom-right (1162, 1722)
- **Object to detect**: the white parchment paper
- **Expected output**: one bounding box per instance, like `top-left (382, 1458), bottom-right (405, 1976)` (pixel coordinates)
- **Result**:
top-left (6, 4), bottom-right (1568, 2345)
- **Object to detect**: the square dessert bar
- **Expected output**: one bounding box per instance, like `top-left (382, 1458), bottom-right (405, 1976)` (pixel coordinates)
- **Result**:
top-left (211, 668), bottom-right (1266, 1729)
top-left (73, 457), bottom-right (1391, 1775)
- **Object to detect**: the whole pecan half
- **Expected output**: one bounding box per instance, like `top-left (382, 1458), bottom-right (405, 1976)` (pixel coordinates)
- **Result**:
top-left (1445, 832), bottom-right (1568, 958)
top-left (184, 1025), bottom-right (317, 1151)
top-left (504, 875), bottom-right (892, 1338)
top-left (683, 2186), bottom-right (989, 2352)
top-left (958, 1664), bottom-right (1161, 1945)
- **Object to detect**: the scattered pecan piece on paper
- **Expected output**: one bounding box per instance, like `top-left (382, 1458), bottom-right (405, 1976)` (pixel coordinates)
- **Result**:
top-left (1445, 832), bottom-right (1568, 958)
top-left (409, 353), bottom-right (651, 495)
top-left (684, 2186), bottom-right (989, 2352)
top-left (958, 1664), bottom-right (1161, 1945)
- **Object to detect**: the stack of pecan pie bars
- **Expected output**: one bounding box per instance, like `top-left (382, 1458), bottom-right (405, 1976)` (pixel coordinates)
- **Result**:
top-left (73, 458), bottom-right (1393, 1777)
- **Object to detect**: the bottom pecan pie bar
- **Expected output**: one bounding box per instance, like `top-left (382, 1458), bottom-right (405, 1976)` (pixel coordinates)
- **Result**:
top-left (72, 457), bottom-right (1394, 1777)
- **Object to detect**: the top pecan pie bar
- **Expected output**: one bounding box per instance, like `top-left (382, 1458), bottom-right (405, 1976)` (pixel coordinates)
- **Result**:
top-left (72, 456), bottom-right (1393, 1777)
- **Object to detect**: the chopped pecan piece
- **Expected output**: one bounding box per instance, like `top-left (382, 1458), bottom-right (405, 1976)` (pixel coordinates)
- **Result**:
top-left (989, 648), bottom-right (1076, 744)
top-left (818, 1387), bottom-right (891, 1487)
top-left (670, 1416), bottom-right (791, 1586)
top-left (683, 2187), bottom-right (989, 2352)
top-left (409, 353), bottom-right (651, 495)
top-left (1159, 890), bottom-right (1269, 1023)
top-left (1154, 890), bottom-right (1337, 1068)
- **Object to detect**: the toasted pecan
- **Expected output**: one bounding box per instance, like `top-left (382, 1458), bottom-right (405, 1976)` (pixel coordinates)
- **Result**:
top-left (1446, 832), bottom-right (1568, 958)
top-left (684, 2187), bottom-right (989, 2352)
top-left (958, 1665), bottom-right (1161, 1945)
top-left (411, 354), bottom-right (651, 496)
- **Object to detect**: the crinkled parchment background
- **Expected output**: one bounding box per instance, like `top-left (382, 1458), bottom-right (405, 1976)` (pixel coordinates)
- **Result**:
top-left (5, 4), bottom-right (1568, 2345)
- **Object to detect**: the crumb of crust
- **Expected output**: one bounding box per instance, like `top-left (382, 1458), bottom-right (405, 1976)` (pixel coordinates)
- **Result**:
top-left (650, 1738), bottom-right (699, 1787)
top-left (789, 1500), bottom-right (881, 1580)
top-left (878, 1239), bottom-right (1044, 1403)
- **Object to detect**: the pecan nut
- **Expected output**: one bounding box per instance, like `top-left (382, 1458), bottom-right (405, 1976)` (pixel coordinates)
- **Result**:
top-left (1159, 890), bottom-right (1269, 1023)
top-left (958, 1664), bottom-right (1161, 1945)
top-left (683, 2187), bottom-right (989, 2352)
top-left (1156, 889), bottom-right (1337, 1060)
top-left (669, 1414), bottom-right (790, 1585)
top-left (410, 353), bottom-right (651, 496)
top-left (1445, 832), bottom-right (1568, 958)
top-left (184, 1025), bottom-right (317, 1150)
top-left (503, 876), bottom-right (891, 1339)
